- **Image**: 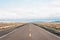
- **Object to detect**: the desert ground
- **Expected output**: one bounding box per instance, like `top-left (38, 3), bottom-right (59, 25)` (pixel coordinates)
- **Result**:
top-left (36, 22), bottom-right (60, 30)
top-left (35, 22), bottom-right (60, 36)
top-left (0, 23), bottom-right (25, 31)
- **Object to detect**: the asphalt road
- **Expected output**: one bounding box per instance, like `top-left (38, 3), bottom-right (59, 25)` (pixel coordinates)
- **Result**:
top-left (0, 23), bottom-right (60, 40)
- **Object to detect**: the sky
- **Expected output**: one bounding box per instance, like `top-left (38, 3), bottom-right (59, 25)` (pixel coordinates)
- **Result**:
top-left (0, 0), bottom-right (60, 20)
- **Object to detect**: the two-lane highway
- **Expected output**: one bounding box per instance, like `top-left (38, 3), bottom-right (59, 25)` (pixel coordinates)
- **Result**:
top-left (0, 23), bottom-right (60, 40)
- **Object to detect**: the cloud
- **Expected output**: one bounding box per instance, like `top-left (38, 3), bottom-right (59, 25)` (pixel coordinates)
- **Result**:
top-left (0, 9), bottom-right (20, 19)
top-left (48, 0), bottom-right (60, 18)
top-left (2, 7), bottom-right (50, 19)
top-left (0, 0), bottom-right (60, 20)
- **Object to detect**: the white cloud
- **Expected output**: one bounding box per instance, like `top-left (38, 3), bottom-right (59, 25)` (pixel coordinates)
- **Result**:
top-left (0, 0), bottom-right (60, 20)
top-left (0, 9), bottom-right (20, 19)
top-left (2, 7), bottom-right (50, 19)
top-left (48, 0), bottom-right (60, 18)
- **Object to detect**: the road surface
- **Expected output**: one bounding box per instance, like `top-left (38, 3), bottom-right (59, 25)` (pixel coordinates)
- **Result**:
top-left (0, 23), bottom-right (60, 40)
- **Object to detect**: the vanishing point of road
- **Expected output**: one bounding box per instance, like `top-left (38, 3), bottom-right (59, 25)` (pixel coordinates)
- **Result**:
top-left (0, 23), bottom-right (60, 40)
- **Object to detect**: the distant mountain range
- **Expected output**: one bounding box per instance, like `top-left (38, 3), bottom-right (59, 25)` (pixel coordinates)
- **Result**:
top-left (0, 19), bottom-right (60, 23)
top-left (52, 20), bottom-right (60, 22)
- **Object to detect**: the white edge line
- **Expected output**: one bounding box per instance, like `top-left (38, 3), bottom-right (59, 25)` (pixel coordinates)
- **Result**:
top-left (38, 26), bottom-right (60, 39)
top-left (46, 30), bottom-right (60, 39)
top-left (34, 24), bottom-right (60, 39)
top-left (0, 29), bottom-right (17, 39)
top-left (0, 24), bottom-right (25, 39)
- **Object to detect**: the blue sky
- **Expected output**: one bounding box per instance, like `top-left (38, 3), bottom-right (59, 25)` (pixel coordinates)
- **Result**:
top-left (0, 0), bottom-right (54, 7)
top-left (0, 0), bottom-right (60, 21)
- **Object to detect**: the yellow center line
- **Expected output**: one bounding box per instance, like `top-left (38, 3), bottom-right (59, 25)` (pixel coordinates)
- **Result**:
top-left (29, 27), bottom-right (32, 38)
top-left (29, 33), bottom-right (32, 37)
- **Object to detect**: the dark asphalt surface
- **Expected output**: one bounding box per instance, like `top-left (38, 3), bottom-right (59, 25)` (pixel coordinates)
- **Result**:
top-left (0, 23), bottom-right (60, 40)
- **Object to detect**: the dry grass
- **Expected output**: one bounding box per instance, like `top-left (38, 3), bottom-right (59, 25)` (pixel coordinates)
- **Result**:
top-left (35, 22), bottom-right (60, 36)
top-left (37, 22), bottom-right (60, 30)
top-left (0, 23), bottom-right (25, 31)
